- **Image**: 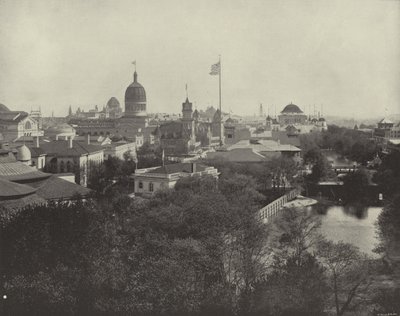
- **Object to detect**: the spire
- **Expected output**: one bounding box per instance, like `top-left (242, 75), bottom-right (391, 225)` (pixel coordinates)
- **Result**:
top-left (132, 60), bottom-right (137, 82)
top-left (185, 83), bottom-right (189, 101)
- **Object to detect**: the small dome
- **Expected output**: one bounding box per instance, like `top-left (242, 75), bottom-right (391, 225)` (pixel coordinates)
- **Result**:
top-left (266, 115), bottom-right (272, 121)
top-left (47, 123), bottom-right (75, 135)
top-left (17, 145), bottom-right (31, 162)
top-left (0, 103), bottom-right (10, 112)
top-left (281, 103), bottom-right (303, 114)
top-left (193, 109), bottom-right (199, 119)
top-left (107, 97), bottom-right (120, 108)
top-left (318, 117), bottom-right (325, 122)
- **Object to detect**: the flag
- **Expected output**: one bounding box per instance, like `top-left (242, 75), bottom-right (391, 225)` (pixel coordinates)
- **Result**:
top-left (209, 61), bottom-right (220, 75)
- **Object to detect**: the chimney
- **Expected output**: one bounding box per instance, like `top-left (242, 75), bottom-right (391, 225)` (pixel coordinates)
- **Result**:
top-left (191, 162), bottom-right (197, 173)
top-left (34, 136), bottom-right (40, 148)
top-left (68, 136), bottom-right (73, 148)
top-left (86, 133), bottom-right (90, 145)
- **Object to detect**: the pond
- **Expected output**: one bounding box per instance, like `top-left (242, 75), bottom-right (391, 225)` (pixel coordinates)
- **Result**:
top-left (307, 205), bottom-right (382, 256)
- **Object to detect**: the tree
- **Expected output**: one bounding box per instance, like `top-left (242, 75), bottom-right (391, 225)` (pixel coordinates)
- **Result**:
top-left (342, 168), bottom-right (370, 203)
top-left (269, 207), bottom-right (322, 266)
top-left (375, 194), bottom-right (400, 262)
top-left (316, 240), bottom-right (372, 316)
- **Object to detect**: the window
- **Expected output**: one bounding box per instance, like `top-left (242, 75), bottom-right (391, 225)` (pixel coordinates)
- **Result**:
top-left (149, 182), bottom-right (154, 192)
top-left (66, 161), bottom-right (72, 172)
top-left (60, 161), bottom-right (65, 173)
top-left (139, 182), bottom-right (143, 189)
top-left (25, 121), bottom-right (32, 130)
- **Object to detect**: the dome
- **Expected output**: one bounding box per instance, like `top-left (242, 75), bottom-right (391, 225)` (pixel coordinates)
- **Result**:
top-left (46, 123), bottom-right (75, 135)
top-left (193, 109), bottom-right (199, 119)
top-left (125, 72), bottom-right (146, 103)
top-left (281, 103), bottom-right (303, 114)
top-left (124, 71), bottom-right (147, 117)
top-left (106, 97), bottom-right (120, 108)
top-left (318, 117), bottom-right (325, 122)
top-left (17, 145), bottom-right (31, 162)
top-left (0, 103), bottom-right (10, 112)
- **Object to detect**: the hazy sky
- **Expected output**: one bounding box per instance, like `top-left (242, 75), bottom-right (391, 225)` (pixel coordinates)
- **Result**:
top-left (0, 0), bottom-right (399, 118)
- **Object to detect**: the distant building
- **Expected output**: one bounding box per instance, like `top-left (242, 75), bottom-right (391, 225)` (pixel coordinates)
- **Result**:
top-left (206, 139), bottom-right (302, 164)
top-left (374, 118), bottom-right (400, 153)
top-left (36, 137), bottom-right (104, 187)
top-left (159, 97), bottom-right (221, 156)
top-left (133, 162), bottom-right (219, 197)
top-left (278, 103), bottom-right (308, 126)
top-left (0, 104), bottom-right (44, 144)
top-left (69, 69), bottom-right (157, 146)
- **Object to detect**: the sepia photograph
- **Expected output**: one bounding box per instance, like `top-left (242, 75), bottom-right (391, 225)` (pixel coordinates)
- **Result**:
top-left (0, 0), bottom-right (399, 315)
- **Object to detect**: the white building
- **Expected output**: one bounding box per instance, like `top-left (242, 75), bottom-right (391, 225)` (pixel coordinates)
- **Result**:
top-left (133, 162), bottom-right (219, 197)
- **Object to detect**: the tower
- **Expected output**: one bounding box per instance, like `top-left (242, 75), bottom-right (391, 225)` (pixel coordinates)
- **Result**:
top-left (182, 97), bottom-right (195, 143)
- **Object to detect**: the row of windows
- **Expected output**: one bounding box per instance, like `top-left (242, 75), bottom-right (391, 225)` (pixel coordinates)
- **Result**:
top-left (138, 181), bottom-right (154, 192)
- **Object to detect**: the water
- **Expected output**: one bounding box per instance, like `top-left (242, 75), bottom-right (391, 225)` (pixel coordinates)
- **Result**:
top-left (308, 205), bottom-right (382, 256)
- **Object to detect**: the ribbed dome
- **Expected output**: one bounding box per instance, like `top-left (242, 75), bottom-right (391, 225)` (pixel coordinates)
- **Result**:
top-left (281, 103), bottom-right (303, 114)
top-left (0, 103), bottom-right (10, 112)
top-left (17, 145), bottom-right (31, 162)
top-left (125, 72), bottom-right (146, 103)
top-left (107, 97), bottom-right (120, 108)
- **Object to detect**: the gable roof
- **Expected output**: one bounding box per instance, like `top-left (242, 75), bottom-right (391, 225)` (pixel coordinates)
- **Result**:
top-left (39, 140), bottom-right (103, 157)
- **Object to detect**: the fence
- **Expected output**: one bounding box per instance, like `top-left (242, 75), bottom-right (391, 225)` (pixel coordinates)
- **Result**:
top-left (259, 188), bottom-right (300, 222)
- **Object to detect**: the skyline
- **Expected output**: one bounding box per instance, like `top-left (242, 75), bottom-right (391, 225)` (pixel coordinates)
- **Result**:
top-left (0, 0), bottom-right (399, 118)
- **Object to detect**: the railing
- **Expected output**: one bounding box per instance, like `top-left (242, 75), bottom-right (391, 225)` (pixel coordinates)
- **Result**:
top-left (259, 188), bottom-right (300, 222)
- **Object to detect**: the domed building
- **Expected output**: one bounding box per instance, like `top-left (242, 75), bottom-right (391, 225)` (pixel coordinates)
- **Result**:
top-left (45, 123), bottom-right (76, 140)
top-left (124, 71), bottom-right (147, 122)
top-left (278, 103), bottom-right (307, 126)
top-left (106, 97), bottom-right (122, 119)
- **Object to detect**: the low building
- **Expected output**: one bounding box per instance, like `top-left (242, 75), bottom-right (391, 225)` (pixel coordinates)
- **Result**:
top-left (133, 162), bottom-right (219, 197)
top-left (0, 148), bottom-right (91, 214)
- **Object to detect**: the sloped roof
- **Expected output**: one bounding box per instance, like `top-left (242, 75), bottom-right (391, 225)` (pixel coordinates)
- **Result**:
top-left (0, 177), bottom-right (37, 198)
top-left (29, 175), bottom-right (92, 200)
top-left (39, 140), bottom-right (103, 156)
top-left (207, 148), bottom-right (267, 163)
top-left (147, 163), bottom-right (207, 175)
top-left (0, 159), bottom-right (51, 182)
top-left (379, 118), bottom-right (394, 124)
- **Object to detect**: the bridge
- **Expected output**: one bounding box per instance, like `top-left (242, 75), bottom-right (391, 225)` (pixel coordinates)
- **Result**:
top-left (259, 188), bottom-right (300, 223)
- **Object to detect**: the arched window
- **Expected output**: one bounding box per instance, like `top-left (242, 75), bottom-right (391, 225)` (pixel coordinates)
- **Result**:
top-left (25, 121), bottom-right (32, 130)
top-left (60, 161), bottom-right (65, 173)
top-left (139, 182), bottom-right (143, 189)
top-left (66, 161), bottom-right (72, 172)
top-left (149, 182), bottom-right (154, 192)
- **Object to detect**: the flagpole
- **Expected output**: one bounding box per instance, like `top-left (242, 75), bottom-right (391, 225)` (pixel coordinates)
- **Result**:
top-left (219, 55), bottom-right (222, 146)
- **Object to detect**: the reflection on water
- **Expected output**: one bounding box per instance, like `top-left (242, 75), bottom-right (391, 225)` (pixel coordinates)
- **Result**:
top-left (307, 205), bottom-right (382, 256)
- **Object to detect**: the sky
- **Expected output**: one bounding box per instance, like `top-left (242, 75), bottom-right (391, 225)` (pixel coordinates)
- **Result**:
top-left (0, 0), bottom-right (399, 118)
